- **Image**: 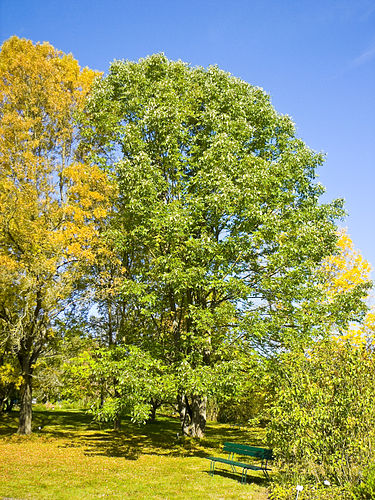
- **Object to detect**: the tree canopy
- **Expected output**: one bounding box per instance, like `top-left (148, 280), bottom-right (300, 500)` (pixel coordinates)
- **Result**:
top-left (82, 54), bottom-right (362, 436)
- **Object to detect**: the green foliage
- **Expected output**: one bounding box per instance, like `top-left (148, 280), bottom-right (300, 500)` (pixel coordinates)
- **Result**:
top-left (353, 464), bottom-right (375, 499)
top-left (0, 356), bottom-right (21, 411)
top-left (217, 359), bottom-right (270, 426)
top-left (85, 54), bottom-right (349, 355)
top-left (62, 348), bottom-right (99, 405)
top-left (80, 53), bottom-right (362, 435)
top-left (33, 330), bottom-right (94, 404)
top-left (267, 339), bottom-right (375, 488)
top-left (65, 345), bottom-right (176, 425)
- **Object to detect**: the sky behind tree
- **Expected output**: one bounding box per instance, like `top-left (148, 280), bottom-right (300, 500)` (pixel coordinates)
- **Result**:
top-left (1, 0), bottom-right (374, 269)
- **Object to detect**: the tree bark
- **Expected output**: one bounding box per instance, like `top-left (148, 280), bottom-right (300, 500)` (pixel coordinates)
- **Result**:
top-left (113, 414), bottom-right (121, 431)
top-left (147, 398), bottom-right (160, 423)
top-left (178, 394), bottom-right (207, 438)
top-left (18, 362), bottom-right (33, 435)
top-left (113, 388), bottom-right (121, 431)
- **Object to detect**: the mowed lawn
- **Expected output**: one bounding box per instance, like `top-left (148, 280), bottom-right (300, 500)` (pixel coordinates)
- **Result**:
top-left (0, 409), bottom-right (270, 499)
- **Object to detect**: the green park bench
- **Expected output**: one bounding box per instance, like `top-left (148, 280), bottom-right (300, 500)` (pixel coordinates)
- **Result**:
top-left (206, 442), bottom-right (273, 483)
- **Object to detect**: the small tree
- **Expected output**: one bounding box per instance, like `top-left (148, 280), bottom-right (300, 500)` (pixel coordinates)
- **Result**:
top-left (65, 345), bottom-right (176, 429)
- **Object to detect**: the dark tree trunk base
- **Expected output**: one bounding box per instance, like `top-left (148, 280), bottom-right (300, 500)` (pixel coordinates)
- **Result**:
top-left (113, 415), bottom-right (121, 431)
top-left (18, 373), bottom-right (33, 435)
top-left (178, 394), bottom-right (207, 438)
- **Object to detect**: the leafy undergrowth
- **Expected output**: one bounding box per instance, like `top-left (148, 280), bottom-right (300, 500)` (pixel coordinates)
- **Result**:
top-left (0, 409), bottom-right (270, 499)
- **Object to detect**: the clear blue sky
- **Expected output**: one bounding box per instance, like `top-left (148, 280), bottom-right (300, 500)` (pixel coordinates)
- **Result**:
top-left (1, 0), bottom-right (374, 267)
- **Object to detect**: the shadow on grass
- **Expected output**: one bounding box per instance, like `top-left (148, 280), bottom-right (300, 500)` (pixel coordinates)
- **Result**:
top-left (0, 412), bottom-right (18, 436)
top-left (34, 409), bottom-right (93, 428)
top-left (0, 408), bottom-right (269, 477)
top-left (80, 417), bottom-right (268, 462)
top-left (0, 409), bottom-right (97, 437)
top-left (202, 467), bottom-right (269, 487)
top-left (81, 416), bottom-right (197, 459)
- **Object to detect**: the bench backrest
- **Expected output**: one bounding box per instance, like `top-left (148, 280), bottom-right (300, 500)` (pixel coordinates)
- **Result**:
top-left (223, 442), bottom-right (273, 460)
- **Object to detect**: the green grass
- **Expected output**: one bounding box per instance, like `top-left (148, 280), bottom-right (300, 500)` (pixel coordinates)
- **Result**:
top-left (0, 409), bottom-right (270, 499)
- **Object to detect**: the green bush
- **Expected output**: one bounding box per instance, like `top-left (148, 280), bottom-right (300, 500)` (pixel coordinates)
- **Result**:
top-left (353, 464), bottom-right (375, 499)
top-left (267, 339), bottom-right (375, 488)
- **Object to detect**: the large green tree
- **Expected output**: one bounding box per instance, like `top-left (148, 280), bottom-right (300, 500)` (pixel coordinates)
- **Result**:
top-left (83, 54), bottom-right (361, 437)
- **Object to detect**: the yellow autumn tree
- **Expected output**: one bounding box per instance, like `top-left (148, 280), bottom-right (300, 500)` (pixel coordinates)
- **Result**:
top-left (324, 230), bottom-right (371, 295)
top-left (0, 37), bottom-right (112, 433)
top-left (320, 229), bottom-right (372, 337)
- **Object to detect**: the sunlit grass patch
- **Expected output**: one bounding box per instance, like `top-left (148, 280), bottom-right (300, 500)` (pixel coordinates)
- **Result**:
top-left (0, 409), bottom-right (269, 499)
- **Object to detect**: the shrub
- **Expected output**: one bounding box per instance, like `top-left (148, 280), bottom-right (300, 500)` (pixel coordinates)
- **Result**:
top-left (353, 464), bottom-right (375, 499)
top-left (267, 339), bottom-right (375, 488)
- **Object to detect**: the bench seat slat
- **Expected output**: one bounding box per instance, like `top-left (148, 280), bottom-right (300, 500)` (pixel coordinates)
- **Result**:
top-left (223, 442), bottom-right (273, 460)
top-left (206, 456), bottom-right (263, 471)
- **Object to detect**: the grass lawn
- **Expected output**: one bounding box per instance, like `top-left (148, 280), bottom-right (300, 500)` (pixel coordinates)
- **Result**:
top-left (0, 408), bottom-right (270, 499)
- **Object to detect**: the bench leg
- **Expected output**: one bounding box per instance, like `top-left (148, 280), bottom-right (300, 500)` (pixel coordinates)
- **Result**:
top-left (241, 468), bottom-right (248, 484)
top-left (210, 461), bottom-right (216, 477)
top-left (227, 452), bottom-right (236, 474)
top-left (261, 462), bottom-right (269, 480)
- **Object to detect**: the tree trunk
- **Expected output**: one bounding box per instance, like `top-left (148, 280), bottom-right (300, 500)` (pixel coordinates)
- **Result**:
top-left (149, 405), bottom-right (157, 422)
top-left (178, 394), bottom-right (207, 438)
top-left (147, 398), bottom-right (160, 423)
top-left (113, 414), bottom-right (121, 431)
top-left (113, 387), bottom-right (121, 430)
top-left (18, 365), bottom-right (33, 435)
